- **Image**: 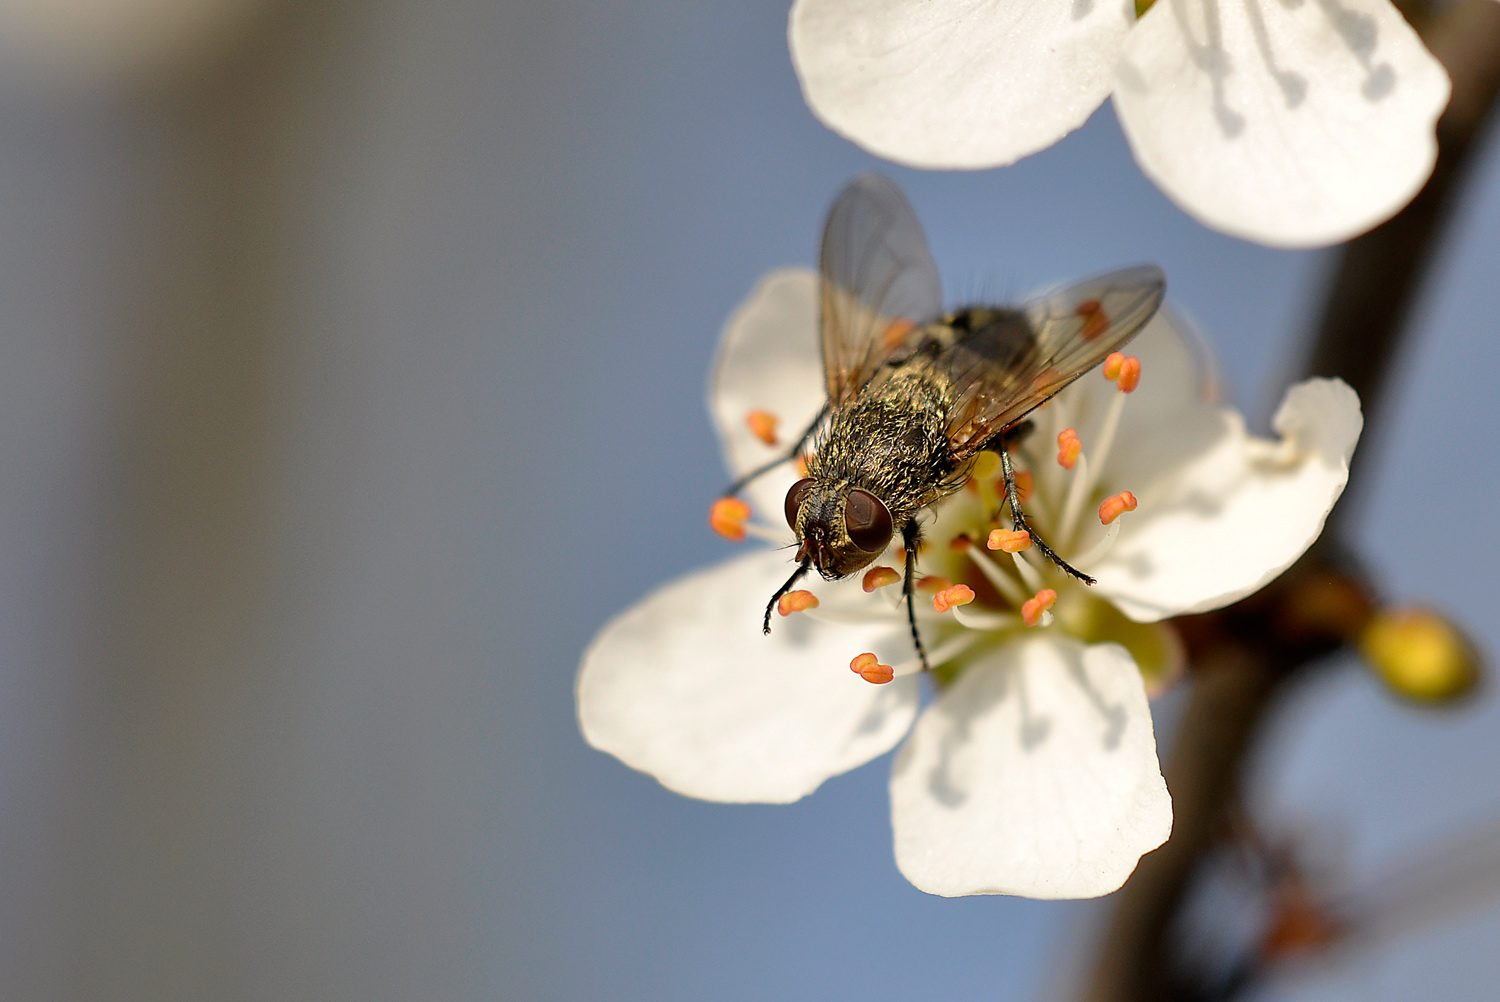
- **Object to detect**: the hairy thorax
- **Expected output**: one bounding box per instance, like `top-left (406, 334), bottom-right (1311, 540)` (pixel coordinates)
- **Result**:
top-left (805, 354), bottom-right (965, 528)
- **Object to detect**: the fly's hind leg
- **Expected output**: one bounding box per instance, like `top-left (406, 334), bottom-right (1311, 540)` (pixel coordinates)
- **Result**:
top-left (720, 403), bottom-right (828, 499)
top-left (997, 440), bottom-right (1096, 586)
top-left (901, 520), bottom-right (931, 671)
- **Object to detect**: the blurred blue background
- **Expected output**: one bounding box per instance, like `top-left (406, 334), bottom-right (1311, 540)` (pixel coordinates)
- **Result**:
top-left (0, 0), bottom-right (1496, 999)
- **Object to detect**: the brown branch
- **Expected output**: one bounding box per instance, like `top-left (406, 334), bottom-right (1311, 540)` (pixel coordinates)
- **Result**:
top-left (1076, 4), bottom-right (1500, 1000)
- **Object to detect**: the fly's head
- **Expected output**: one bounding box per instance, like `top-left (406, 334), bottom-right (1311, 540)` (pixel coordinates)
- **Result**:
top-left (784, 476), bottom-right (893, 579)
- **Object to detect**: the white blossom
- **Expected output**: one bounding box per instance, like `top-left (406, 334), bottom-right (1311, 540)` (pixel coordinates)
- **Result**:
top-left (789, 0), bottom-right (1451, 247)
top-left (577, 269), bottom-right (1362, 897)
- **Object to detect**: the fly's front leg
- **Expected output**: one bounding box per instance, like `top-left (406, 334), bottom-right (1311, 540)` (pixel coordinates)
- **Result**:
top-left (721, 403), bottom-right (828, 499)
top-left (901, 519), bottom-right (930, 671)
top-left (998, 442), bottom-right (1095, 586)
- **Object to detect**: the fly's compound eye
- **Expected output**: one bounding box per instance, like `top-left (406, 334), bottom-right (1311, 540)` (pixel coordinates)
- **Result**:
top-left (845, 489), bottom-right (893, 553)
top-left (784, 478), bottom-right (815, 530)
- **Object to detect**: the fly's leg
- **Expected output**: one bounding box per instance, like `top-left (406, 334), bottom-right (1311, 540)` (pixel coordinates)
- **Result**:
top-left (998, 444), bottom-right (1096, 586)
top-left (763, 559), bottom-right (812, 635)
top-left (902, 520), bottom-right (931, 671)
top-left (721, 404), bottom-right (828, 499)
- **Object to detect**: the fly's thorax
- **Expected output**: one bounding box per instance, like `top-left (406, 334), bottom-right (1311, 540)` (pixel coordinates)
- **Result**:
top-left (806, 354), bottom-right (966, 525)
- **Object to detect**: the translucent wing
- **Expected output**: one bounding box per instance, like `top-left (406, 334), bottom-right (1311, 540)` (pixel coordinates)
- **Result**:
top-left (819, 174), bottom-right (943, 407)
top-left (943, 266), bottom-right (1166, 457)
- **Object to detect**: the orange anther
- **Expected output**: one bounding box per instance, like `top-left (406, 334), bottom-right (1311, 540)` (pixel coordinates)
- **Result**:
top-left (1021, 588), bottom-right (1057, 627)
top-left (988, 529), bottom-right (1032, 553)
top-left (1057, 428), bottom-right (1082, 470)
top-left (1103, 352), bottom-right (1125, 382)
top-left (1099, 490), bottom-right (1139, 525)
top-left (1014, 470), bottom-right (1033, 503)
top-left (949, 534), bottom-right (973, 552)
top-left (917, 575), bottom-right (951, 592)
top-left (1116, 356), bottom-right (1141, 393)
top-left (794, 456), bottom-right (810, 477)
top-left (862, 566), bottom-right (901, 592)
top-left (933, 584), bottom-right (975, 614)
top-left (746, 409), bottom-right (779, 446)
top-left (709, 497), bottom-right (751, 541)
top-left (777, 590), bottom-right (819, 617)
top-left (850, 652), bottom-right (895, 685)
top-left (1076, 299), bottom-right (1108, 340)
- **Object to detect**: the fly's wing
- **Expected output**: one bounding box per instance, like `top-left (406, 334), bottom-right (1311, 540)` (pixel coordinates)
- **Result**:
top-left (944, 266), bottom-right (1166, 457)
top-left (819, 174), bottom-right (943, 407)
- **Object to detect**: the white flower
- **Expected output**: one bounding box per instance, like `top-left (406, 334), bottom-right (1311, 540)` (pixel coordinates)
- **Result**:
top-left (788, 0), bottom-right (1452, 247)
top-left (576, 269), bottom-right (1362, 897)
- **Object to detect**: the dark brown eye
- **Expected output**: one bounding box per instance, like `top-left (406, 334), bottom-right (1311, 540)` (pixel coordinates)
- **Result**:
top-left (844, 489), bottom-right (893, 552)
top-left (784, 478), bottom-right (815, 530)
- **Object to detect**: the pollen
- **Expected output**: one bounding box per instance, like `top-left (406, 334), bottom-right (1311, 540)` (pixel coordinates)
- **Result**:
top-left (862, 566), bottom-right (901, 592)
top-left (1076, 299), bottom-right (1108, 340)
top-left (850, 652), bottom-right (895, 685)
top-left (933, 584), bottom-right (975, 614)
top-left (1116, 356), bottom-right (1142, 393)
top-left (1099, 490), bottom-right (1138, 525)
top-left (776, 589), bottom-right (819, 617)
top-left (1021, 588), bottom-right (1057, 627)
top-left (1057, 428), bottom-right (1082, 470)
top-left (745, 409), bottom-right (779, 446)
top-left (794, 456), bottom-right (809, 477)
top-left (709, 497), bottom-right (751, 541)
top-left (988, 528), bottom-right (1032, 553)
top-left (917, 575), bottom-right (952, 592)
top-left (1103, 352), bottom-right (1125, 382)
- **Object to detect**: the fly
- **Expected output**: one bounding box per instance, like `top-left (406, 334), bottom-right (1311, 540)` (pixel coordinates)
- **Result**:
top-left (723, 174), bottom-right (1165, 670)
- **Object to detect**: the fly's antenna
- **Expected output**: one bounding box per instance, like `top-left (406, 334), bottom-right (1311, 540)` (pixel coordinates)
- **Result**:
top-left (763, 559), bottom-right (813, 635)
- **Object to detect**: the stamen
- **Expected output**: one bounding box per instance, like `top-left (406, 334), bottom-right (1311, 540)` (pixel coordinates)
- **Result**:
top-left (965, 543), bottom-right (1028, 605)
top-left (709, 497), bottom-right (751, 541)
top-left (1021, 588), bottom-right (1057, 627)
top-left (1057, 428), bottom-right (1082, 470)
top-left (889, 631), bottom-right (980, 677)
top-left (1116, 357), bottom-right (1141, 393)
top-left (794, 456), bottom-right (809, 477)
top-left (742, 521), bottom-right (790, 545)
top-left (949, 534), bottom-right (973, 552)
top-left (777, 590), bottom-right (819, 616)
top-left (1070, 518), bottom-right (1123, 570)
top-left (849, 652), bottom-right (895, 685)
top-left (1099, 490), bottom-right (1138, 525)
top-left (952, 606), bottom-right (1022, 631)
top-left (1011, 549), bottom-right (1045, 592)
top-left (988, 529), bottom-right (1032, 553)
top-left (746, 409), bottom-right (779, 446)
top-left (862, 566), bottom-right (901, 592)
top-left (1060, 365), bottom-right (1135, 545)
top-left (917, 575), bottom-right (952, 592)
top-left (1058, 452), bottom-right (1092, 550)
top-left (1103, 352), bottom-right (1125, 382)
top-left (932, 584), bottom-right (975, 614)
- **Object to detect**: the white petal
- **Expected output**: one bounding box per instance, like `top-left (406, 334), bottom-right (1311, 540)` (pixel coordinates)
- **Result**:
top-left (1114, 0), bottom-right (1451, 247)
top-left (708, 268), bottom-right (825, 521)
top-left (789, 0), bottom-right (1130, 169)
top-left (578, 548), bottom-right (919, 804)
top-left (1092, 378), bottom-right (1362, 621)
top-left (891, 636), bottom-right (1171, 898)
